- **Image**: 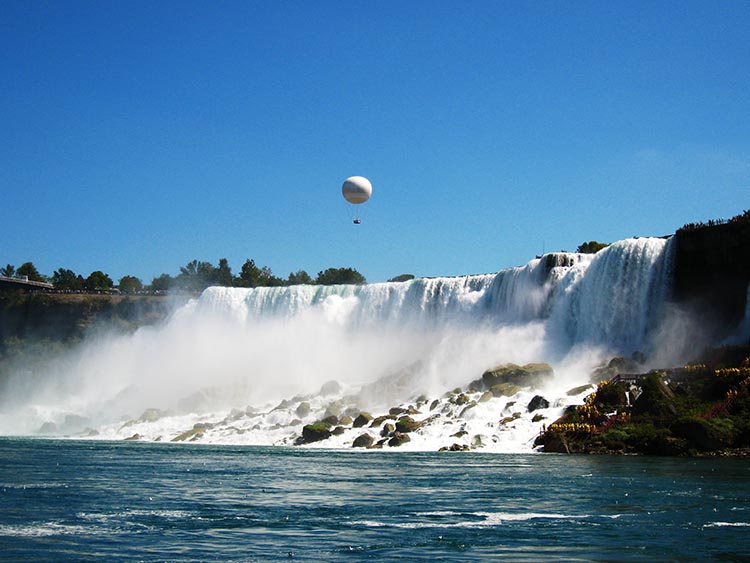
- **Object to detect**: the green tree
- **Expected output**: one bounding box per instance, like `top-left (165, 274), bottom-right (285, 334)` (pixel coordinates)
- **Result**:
top-left (16, 262), bottom-right (45, 282)
top-left (0, 264), bottom-right (15, 277)
top-left (288, 270), bottom-right (313, 285)
top-left (175, 259), bottom-right (215, 291)
top-left (388, 274), bottom-right (415, 283)
top-left (214, 258), bottom-right (233, 287)
top-left (85, 270), bottom-right (114, 291)
top-left (236, 259), bottom-right (262, 288)
top-left (52, 268), bottom-right (83, 290)
top-left (118, 275), bottom-right (143, 293)
top-left (576, 241), bottom-right (609, 254)
top-left (260, 266), bottom-right (285, 287)
top-left (235, 259), bottom-right (284, 287)
top-left (150, 273), bottom-right (173, 292)
top-left (315, 267), bottom-right (366, 285)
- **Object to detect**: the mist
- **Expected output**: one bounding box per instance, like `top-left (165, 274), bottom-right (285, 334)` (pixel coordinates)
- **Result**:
top-left (0, 236), bottom-right (712, 447)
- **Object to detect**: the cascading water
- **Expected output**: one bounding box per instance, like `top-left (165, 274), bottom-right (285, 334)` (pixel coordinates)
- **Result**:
top-left (0, 236), bottom-right (681, 450)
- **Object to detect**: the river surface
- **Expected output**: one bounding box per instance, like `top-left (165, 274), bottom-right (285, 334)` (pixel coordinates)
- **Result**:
top-left (1, 438), bottom-right (749, 562)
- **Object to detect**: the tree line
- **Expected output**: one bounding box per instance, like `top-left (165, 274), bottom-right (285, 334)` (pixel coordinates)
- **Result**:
top-left (0, 259), bottom-right (366, 293)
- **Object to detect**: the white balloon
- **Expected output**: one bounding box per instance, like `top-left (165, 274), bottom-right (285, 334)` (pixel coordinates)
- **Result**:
top-left (342, 176), bottom-right (372, 204)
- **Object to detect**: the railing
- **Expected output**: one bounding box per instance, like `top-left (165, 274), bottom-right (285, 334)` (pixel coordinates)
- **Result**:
top-left (609, 373), bottom-right (642, 385)
top-left (0, 275), bottom-right (54, 289)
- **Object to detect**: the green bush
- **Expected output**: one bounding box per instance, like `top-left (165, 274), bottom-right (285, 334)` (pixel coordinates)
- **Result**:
top-left (601, 428), bottom-right (628, 450)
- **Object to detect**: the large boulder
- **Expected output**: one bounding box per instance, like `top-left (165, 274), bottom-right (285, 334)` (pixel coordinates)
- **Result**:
top-left (301, 423), bottom-right (332, 443)
top-left (527, 395), bottom-right (550, 412)
top-left (319, 380), bottom-right (343, 396)
top-left (320, 415), bottom-right (339, 426)
top-left (388, 432), bottom-right (411, 447)
top-left (395, 416), bottom-right (421, 433)
top-left (481, 363), bottom-right (554, 389)
top-left (381, 422), bottom-right (395, 436)
top-left (352, 433), bottom-right (374, 448)
top-left (323, 401), bottom-right (343, 419)
top-left (566, 384), bottom-right (595, 396)
top-left (490, 383), bottom-right (522, 398)
top-left (353, 413), bottom-right (373, 427)
top-left (295, 402), bottom-right (311, 418)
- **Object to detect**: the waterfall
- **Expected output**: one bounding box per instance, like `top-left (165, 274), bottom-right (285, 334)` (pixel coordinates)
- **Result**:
top-left (546, 237), bottom-right (674, 354)
top-left (195, 237), bottom-right (673, 353)
top-left (0, 236), bottom-right (679, 447)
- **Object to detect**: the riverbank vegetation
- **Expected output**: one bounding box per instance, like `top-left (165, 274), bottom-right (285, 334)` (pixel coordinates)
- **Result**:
top-left (1, 259), bottom-right (367, 293)
top-left (535, 346), bottom-right (750, 456)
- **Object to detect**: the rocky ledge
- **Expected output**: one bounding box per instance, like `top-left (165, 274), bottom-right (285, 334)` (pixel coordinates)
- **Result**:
top-left (535, 345), bottom-right (750, 456)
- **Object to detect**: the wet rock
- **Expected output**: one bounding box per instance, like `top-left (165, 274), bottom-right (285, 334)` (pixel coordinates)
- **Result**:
top-left (138, 408), bottom-right (165, 423)
top-left (295, 402), bottom-right (311, 418)
top-left (430, 399), bottom-right (441, 411)
top-left (332, 426), bottom-right (346, 436)
top-left (490, 383), bottom-right (522, 397)
top-left (532, 414), bottom-right (546, 423)
top-left (459, 401), bottom-right (478, 417)
top-left (225, 408), bottom-right (245, 422)
top-left (319, 380), bottom-right (343, 396)
top-left (388, 432), bottom-right (411, 447)
top-left (301, 423), bottom-right (332, 443)
top-left (353, 413), bottom-right (373, 427)
top-left (343, 407), bottom-right (361, 419)
top-left (339, 415), bottom-right (353, 426)
top-left (527, 395), bottom-right (550, 412)
top-left (352, 433), bottom-right (374, 448)
top-left (479, 391), bottom-right (494, 403)
top-left (500, 412), bottom-right (522, 425)
top-left (320, 415), bottom-right (339, 426)
top-left (389, 407), bottom-right (407, 415)
top-left (439, 443), bottom-right (470, 451)
top-left (381, 422), bottom-right (395, 436)
top-left (172, 428), bottom-right (203, 442)
top-left (482, 363), bottom-right (554, 389)
top-left (566, 384), bottom-right (594, 396)
top-left (452, 430), bottom-right (468, 438)
top-left (324, 402), bottom-right (343, 419)
top-left (395, 416), bottom-right (421, 433)
top-left (451, 393), bottom-right (470, 406)
top-left (273, 399), bottom-right (292, 411)
top-left (124, 433), bottom-right (141, 441)
top-left (370, 415), bottom-right (394, 427)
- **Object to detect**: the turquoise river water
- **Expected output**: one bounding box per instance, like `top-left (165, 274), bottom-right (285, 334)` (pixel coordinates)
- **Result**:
top-left (1, 438), bottom-right (749, 562)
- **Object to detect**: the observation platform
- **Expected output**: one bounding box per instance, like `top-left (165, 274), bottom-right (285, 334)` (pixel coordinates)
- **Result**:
top-left (0, 275), bottom-right (54, 291)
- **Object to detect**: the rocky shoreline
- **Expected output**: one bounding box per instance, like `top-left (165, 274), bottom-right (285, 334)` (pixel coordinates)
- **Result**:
top-left (100, 346), bottom-right (750, 457)
top-left (534, 345), bottom-right (750, 457)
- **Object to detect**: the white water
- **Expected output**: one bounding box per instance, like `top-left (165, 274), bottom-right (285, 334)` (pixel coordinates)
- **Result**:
top-left (0, 237), bottom-right (684, 451)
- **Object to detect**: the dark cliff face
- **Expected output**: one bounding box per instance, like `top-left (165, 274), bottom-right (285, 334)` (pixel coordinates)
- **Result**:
top-left (673, 220), bottom-right (750, 335)
top-left (0, 292), bottom-right (173, 350)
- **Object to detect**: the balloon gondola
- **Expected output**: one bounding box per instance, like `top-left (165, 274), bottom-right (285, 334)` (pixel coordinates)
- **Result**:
top-left (342, 176), bottom-right (372, 224)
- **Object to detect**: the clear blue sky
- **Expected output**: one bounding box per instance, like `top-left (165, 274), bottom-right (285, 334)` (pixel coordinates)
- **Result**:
top-left (2, 1), bottom-right (748, 284)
